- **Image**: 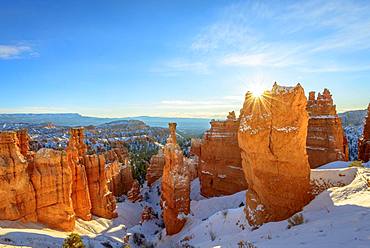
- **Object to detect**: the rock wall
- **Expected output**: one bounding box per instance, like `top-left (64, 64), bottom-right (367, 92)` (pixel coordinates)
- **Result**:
top-left (146, 149), bottom-right (165, 187)
top-left (359, 104), bottom-right (370, 162)
top-left (0, 132), bottom-right (37, 222)
top-left (84, 154), bottom-right (118, 219)
top-left (197, 113), bottom-right (247, 197)
top-left (306, 89), bottom-right (349, 168)
top-left (31, 148), bottom-right (75, 231)
top-left (161, 123), bottom-right (190, 235)
top-left (16, 129), bottom-right (30, 157)
top-left (238, 83), bottom-right (311, 227)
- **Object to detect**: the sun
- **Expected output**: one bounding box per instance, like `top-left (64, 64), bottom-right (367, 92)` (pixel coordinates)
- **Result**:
top-left (250, 84), bottom-right (265, 98)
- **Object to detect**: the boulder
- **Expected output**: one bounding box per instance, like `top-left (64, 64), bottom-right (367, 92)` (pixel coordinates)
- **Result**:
top-left (161, 123), bottom-right (190, 235)
top-left (0, 132), bottom-right (37, 222)
top-left (359, 104), bottom-right (370, 162)
top-left (306, 89), bottom-right (349, 168)
top-left (238, 83), bottom-right (311, 227)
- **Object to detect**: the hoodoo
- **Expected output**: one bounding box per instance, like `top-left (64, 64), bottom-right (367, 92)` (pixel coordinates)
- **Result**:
top-left (306, 89), bottom-right (348, 168)
top-left (359, 104), bottom-right (370, 162)
top-left (195, 111), bottom-right (247, 197)
top-left (238, 83), bottom-right (311, 227)
top-left (161, 123), bottom-right (190, 235)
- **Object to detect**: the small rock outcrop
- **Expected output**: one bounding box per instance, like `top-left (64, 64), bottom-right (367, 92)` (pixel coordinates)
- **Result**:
top-left (127, 180), bottom-right (143, 203)
top-left (146, 149), bottom-right (165, 187)
top-left (238, 83), bottom-right (311, 227)
top-left (359, 104), bottom-right (370, 162)
top-left (66, 128), bottom-right (92, 221)
top-left (306, 89), bottom-right (349, 168)
top-left (196, 112), bottom-right (247, 197)
top-left (161, 123), bottom-right (190, 235)
top-left (0, 132), bottom-right (37, 222)
top-left (31, 148), bottom-right (75, 231)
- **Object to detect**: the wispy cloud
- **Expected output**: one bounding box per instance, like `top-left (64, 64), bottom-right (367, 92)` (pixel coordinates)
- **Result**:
top-left (150, 59), bottom-right (209, 76)
top-left (0, 44), bottom-right (35, 59)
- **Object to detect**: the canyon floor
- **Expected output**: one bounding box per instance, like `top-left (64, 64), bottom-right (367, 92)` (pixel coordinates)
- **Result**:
top-left (1, 161), bottom-right (370, 248)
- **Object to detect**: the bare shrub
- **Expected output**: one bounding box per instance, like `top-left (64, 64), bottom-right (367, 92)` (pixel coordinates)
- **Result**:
top-left (287, 213), bottom-right (304, 229)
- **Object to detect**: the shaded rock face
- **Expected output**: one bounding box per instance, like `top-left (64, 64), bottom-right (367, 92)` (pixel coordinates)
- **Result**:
top-left (197, 117), bottom-right (247, 197)
top-left (359, 104), bottom-right (370, 162)
top-left (127, 180), bottom-right (143, 203)
top-left (84, 154), bottom-right (118, 219)
top-left (0, 132), bottom-right (37, 222)
top-left (31, 148), bottom-right (75, 231)
top-left (161, 123), bottom-right (190, 235)
top-left (238, 83), bottom-right (311, 227)
top-left (307, 89), bottom-right (349, 168)
top-left (146, 149), bottom-right (165, 187)
top-left (66, 128), bottom-right (92, 221)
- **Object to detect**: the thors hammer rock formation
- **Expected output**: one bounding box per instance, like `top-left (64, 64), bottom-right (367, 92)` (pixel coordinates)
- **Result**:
top-left (359, 104), bottom-right (370, 162)
top-left (66, 128), bottom-right (92, 220)
top-left (238, 83), bottom-right (311, 227)
top-left (30, 148), bottom-right (75, 231)
top-left (161, 123), bottom-right (190, 235)
top-left (197, 111), bottom-right (247, 197)
top-left (146, 149), bottom-right (165, 187)
top-left (0, 132), bottom-right (37, 222)
top-left (306, 89), bottom-right (349, 168)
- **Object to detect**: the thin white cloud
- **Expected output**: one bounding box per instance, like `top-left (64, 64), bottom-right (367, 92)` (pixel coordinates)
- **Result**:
top-left (150, 59), bottom-right (209, 75)
top-left (0, 44), bottom-right (34, 59)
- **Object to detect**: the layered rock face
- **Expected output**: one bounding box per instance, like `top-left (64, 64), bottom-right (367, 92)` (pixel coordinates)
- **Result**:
top-left (31, 148), bottom-right (75, 231)
top-left (161, 123), bottom-right (190, 235)
top-left (84, 154), bottom-right (118, 219)
top-left (197, 112), bottom-right (247, 197)
top-left (0, 132), bottom-right (37, 222)
top-left (307, 89), bottom-right (349, 168)
top-left (359, 104), bottom-right (370, 162)
top-left (146, 149), bottom-right (165, 187)
top-left (238, 83), bottom-right (311, 227)
top-left (66, 128), bottom-right (92, 221)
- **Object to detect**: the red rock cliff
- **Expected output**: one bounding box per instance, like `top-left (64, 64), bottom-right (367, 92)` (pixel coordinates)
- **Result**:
top-left (238, 83), bottom-right (311, 227)
top-left (359, 104), bottom-right (370, 162)
top-left (161, 123), bottom-right (190, 235)
top-left (197, 112), bottom-right (247, 197)
top-left (0, 132), bottom-right (37, 222)
top-left (306, 89), bottom-right (348, 168)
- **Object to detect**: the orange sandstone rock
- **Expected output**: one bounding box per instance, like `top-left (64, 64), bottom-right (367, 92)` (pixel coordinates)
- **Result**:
top-left (31, 148), bottom-right (75, 231)
top-left (0, 131), bottom-right (37, 222)
top-left (16, 129), bottom-right (30, 157)
top-left (146, 149), bottom-right (165, 187)
top-left (197, 115), bottom-right (247, 197)
top-left (66, 128), bottom-right (92, 220)
top-left (238, 83), bottom-right (311, 227)
top-left (306, 89), bottom-right (349, 168)
top-left (359, 104), bottom-right (370, 162)
top-left (127, 180), bottom-right (143, 203)
top-left (161, 123), bottom-right (190, 235)
top-left (84, 154), bottom-right (117, 219)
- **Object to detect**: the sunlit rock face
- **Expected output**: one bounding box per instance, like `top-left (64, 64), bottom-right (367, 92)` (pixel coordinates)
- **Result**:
top-left (359, 104), bottom-right (370, 162)
top-left (197, 112), bottom-right (247, 197)
top-left (16, 129), bottom-right (30, 157)
top-left (0, 131), bottom-right (37, 222)
top-left (31, 148), bottom-right (75, 231)
top-left (66, 128), bottom-right (92, 221)
top-left (306, 89), bottom-right (349, 168)
top-left (84, 154), bottom-right (118, 219)
top-left (161, 123), bottom-right (190, 235)
top-left (146, 149), bottom-right (165, 187)
top-left (238, 83), bottom-right (311, 227)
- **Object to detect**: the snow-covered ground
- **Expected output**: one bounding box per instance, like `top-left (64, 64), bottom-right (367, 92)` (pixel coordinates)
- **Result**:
top-left (1, 162), bottom-right (370, 247)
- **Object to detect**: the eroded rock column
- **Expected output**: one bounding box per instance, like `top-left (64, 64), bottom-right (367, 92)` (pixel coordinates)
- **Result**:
top-left (161, 123), bottom-right (190, 235)
top-left (238, 83), bottom-right (311, 227)
top-left (359, 104), bottom-right (370, 162)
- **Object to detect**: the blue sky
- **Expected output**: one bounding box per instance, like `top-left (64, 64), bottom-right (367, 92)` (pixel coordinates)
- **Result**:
top-left (0, 0), bottom-right (369, 118)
